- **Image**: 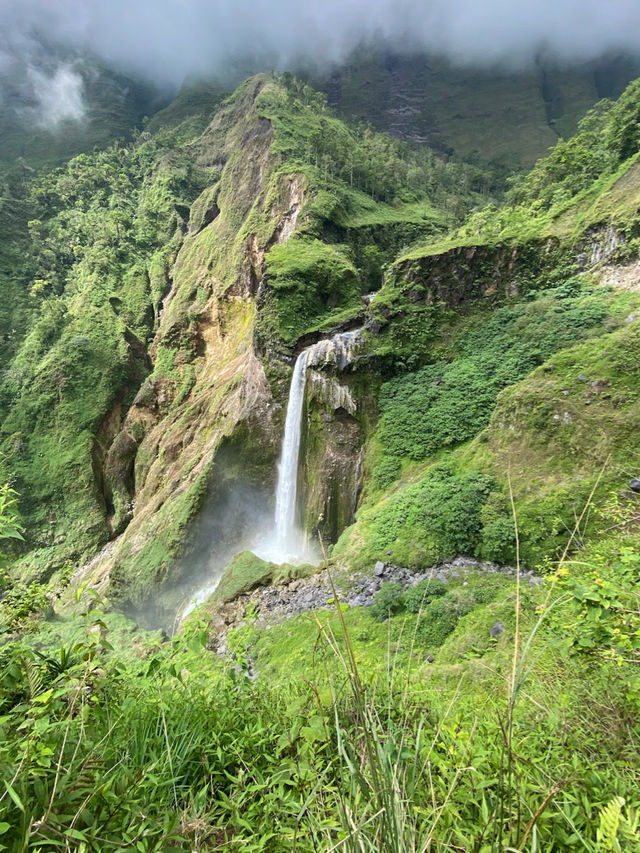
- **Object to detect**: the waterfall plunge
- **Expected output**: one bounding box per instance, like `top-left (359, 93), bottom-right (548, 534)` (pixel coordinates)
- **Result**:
top-left (260, 328), bottom-right (363, 563)
top-left (179, 328), bottom-right (363, 620)
top-left (271, 348), bottom-right (310, 559)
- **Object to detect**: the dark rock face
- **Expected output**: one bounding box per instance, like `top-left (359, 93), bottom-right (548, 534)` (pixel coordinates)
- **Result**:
top-left (300, 364), bottom-right (371, 546)
top-left (394, 238), bottom-right (563, 312)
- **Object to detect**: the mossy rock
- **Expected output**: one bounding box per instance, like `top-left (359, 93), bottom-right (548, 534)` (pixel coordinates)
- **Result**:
top-left (213, 551), bottom-right (277, 604)
top-left (213, 552), bottom-right (319, 605)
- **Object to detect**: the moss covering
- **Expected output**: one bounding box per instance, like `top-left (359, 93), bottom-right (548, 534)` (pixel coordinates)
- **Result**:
top-left (213, 551), bottom-right (276, 603)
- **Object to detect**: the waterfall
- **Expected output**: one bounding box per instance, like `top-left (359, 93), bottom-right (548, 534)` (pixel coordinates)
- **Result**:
top-left (272, 348), bottom-right (309, 557)
top-left (180, 327), bottom-right (364, 621)
top-left (261, 327), bottom-right (364, 563)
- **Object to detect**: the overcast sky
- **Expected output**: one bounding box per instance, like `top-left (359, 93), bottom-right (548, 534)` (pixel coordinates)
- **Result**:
top-left (2, 0), bottom-right (640, 87)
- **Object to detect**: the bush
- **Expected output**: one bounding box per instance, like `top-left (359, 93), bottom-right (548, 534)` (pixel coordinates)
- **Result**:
top-left (364, 464), bottom-right (499, 566)
top-left (370, 582), bottom-right (405, 622)
top-left (404, 578), bottom-right (447, 613)
top-left (472, 584), bottom-right (500, 605)
top-left (371, 455), bottom-right (402, 491)
top-left (415, 597), bottom-right (459, 647)
top-left (480, 517), bottom-right (518, 563)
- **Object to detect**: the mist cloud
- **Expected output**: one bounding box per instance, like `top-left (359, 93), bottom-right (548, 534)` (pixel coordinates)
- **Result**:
top-left (2, 0), bottom-right (640, 89)
top-left (25, 63), bottom-right (85, 126)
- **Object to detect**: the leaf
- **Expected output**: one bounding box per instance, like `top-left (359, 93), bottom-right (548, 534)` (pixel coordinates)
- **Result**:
top-left (4, 780), bottom-right (24, 812)
top-left (146, 658), bottom-right (161, 677)
top-left (33, 689), bottom-right (53, 705)
top-left (64, 828), bottom-right (88, 842)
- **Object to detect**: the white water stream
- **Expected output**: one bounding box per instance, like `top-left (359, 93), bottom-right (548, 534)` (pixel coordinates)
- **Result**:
top-left (259, 328), bottom-right (362, 561)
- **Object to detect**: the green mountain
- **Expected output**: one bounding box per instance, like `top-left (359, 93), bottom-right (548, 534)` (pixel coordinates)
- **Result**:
top-left (318, 49), bottom-right (640, 168)
top-left (1, 62), bottom-right (640, 850)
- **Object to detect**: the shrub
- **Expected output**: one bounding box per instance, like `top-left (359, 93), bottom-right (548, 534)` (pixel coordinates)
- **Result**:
top-left (370, 582), bottom-right (405, 622)
top-left (472, 584), bottom-right (500, 605)
top-left (371, 455), bottom-right (402, 491)
top-left (480, 517), bottom-right (518, 563)
top-left (404, 578), bottom-right (447, 613)
top-left (365, 464), bottom-right (499, 566)
top-left (415, 597), bottom-right (459, 647)
top-left (375, 282), bottom-right (615, 466)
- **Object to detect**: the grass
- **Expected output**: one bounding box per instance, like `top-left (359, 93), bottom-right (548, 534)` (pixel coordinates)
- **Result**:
top-left (1, 483), bottom-right (640, 850)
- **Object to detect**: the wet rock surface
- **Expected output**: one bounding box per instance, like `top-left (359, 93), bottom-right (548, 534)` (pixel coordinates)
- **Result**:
top-left (207, 556), bottom-right (540, 652)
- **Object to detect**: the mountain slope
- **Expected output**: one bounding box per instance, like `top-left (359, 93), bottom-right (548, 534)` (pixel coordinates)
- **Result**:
top-left (1, 73), bottom-right (484, 615)
top-left (321, 49), bottom-right (640, 169)
top-left (2, 65), bottom-right (640, 853)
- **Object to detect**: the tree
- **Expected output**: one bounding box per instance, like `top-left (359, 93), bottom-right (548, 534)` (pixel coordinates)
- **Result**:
top-left (0, 485), bottom-right (24, 545)
top-left (0, 484), bottom-right (24, 586)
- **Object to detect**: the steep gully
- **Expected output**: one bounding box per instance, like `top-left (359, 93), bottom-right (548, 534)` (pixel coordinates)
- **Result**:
top-left (179, 328), bottom-right (364, 621)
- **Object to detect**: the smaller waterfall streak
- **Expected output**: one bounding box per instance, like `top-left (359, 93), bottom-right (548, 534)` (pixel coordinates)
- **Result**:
top-left (274, 349), bottom-right (309, 552)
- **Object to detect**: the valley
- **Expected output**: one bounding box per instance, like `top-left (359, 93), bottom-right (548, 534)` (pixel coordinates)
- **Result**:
top-left (1, 41), bottom-right (640, 852)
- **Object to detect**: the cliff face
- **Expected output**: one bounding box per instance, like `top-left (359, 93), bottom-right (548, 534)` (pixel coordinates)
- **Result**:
top-left (322, 50), bottom-right (640, 168)
top-left (83, 79), bottom-right (281, 604)
top-left (72, 77), bottom-right (373, 608)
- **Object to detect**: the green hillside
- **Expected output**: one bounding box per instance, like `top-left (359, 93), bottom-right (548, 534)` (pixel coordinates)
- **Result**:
top-left (0, 57), bottom-right (159, 174)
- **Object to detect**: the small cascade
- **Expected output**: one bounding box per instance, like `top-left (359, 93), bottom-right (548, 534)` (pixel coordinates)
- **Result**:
top-left (305, 328), bottom-right (363, 371)
top-left (350, 446), bottom-right (364, 523)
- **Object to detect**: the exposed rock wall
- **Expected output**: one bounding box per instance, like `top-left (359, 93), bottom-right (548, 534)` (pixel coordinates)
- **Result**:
top-left (301, 370), bottom-right (363, 544)
top-left (393, 238), bottom-right (565, 308)
top-left (81, 78), bottom-right (305, 606)
top-left (78, 77), bottom-right (371, 609)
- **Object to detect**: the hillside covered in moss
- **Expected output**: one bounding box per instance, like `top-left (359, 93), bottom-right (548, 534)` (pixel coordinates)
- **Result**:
top-left (2, 55), bottom-right (640, 851)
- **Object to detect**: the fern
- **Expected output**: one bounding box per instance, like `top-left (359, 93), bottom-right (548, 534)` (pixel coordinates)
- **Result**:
top-left (22, 655), bottom-right (44, 701)
top-left (597, 797), bottom-right (640, 852)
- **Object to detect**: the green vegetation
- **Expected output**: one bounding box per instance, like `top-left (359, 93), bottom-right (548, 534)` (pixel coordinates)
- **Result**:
top-left (323, 49), bottom-right (640, 171)
top-left (3, 61), bottom-right (640, 851)
top-left (340, 290), bottom-right (640, 574)
top-left (0, 121), bottom-right (212, 578)
top-left (253, 74), bottom-right (489, 345)
top-left (335, 463), bottom-right (514, 569)
top-left (2, 555), bottom-right (639, 850)
top-left (404, 77), bottom-right (640, 251)
top-left (373, 279), bottom-right (636, 466)
top-left (264, 238), bottom-right (360, 343)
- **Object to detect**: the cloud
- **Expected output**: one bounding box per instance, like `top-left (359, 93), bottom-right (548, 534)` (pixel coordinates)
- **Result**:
top-left (26, 63), bottom-right (85, 126)
top-left (2, 0), bottom-right (640, 89)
